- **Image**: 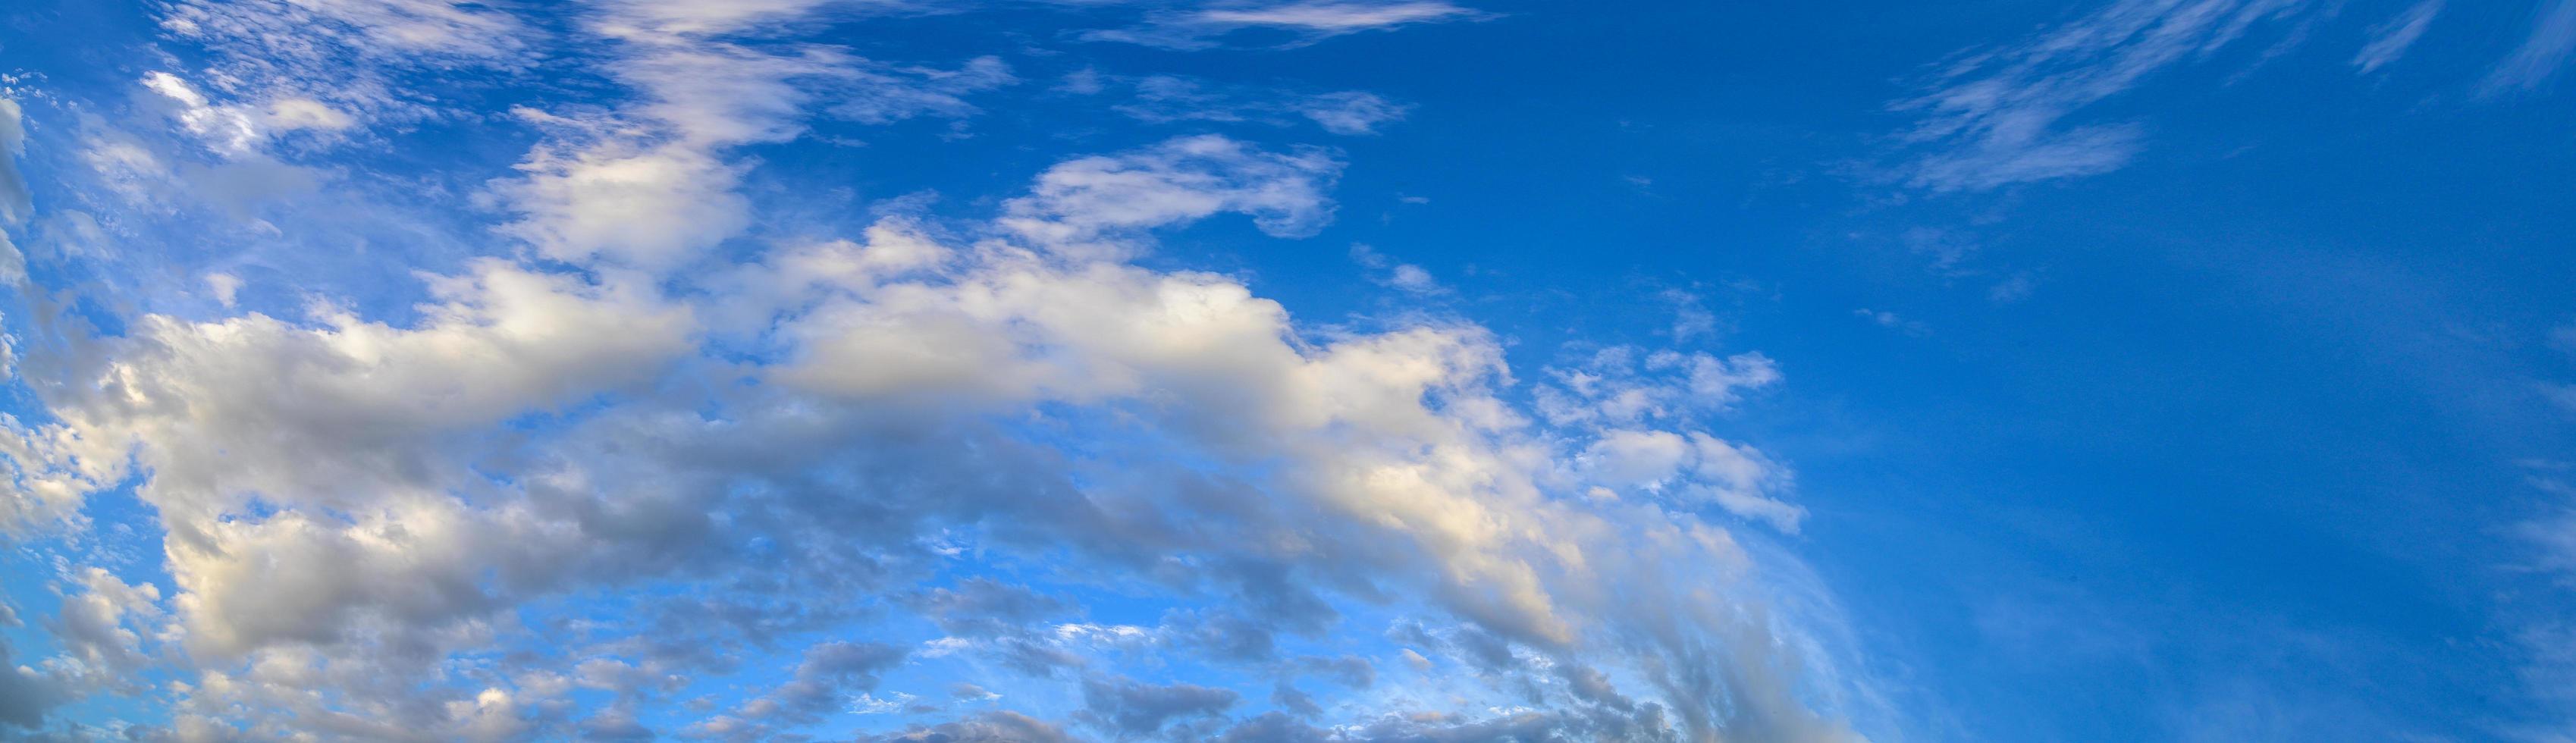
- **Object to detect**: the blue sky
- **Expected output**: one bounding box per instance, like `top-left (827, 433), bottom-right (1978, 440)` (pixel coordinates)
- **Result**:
top-left (1, 0), bottom-right (2574, 741)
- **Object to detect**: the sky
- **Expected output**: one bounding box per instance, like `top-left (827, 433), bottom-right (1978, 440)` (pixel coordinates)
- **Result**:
top-left (0, 0), bottom-right (2574, 741)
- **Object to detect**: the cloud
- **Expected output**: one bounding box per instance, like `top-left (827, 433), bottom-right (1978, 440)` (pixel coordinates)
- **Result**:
top-left (2490, 0), bottom-right (2576, 92)
top-left (998, 133), bottom-right (1342, 258)
top-left (1080, 676), bottom-right (1241, 735)
top-left (494, 14), bottom-right (1012, 269)
top-left (1853, 308), bottom-right (1930, 337)
top-left (2546, 383), bottom-right (2576, 415)
top-left (2353, 0), bottom-right (2442, 74)
top-left (3, 260), bottom-right (695, 657)
top-left (684, 641), bottom-right (909, 738)
top-left (1351, 243), bottom-right (1445, 294)
top-left (0, 638), bottom-right (70, 730)
top-left (1890, 0), bottom-right (2311, 192)
top-left (1086, 74), bottom-right (1411, 136)
top-left (1213, 707), bottom-right (1686, 742)
top-left (0, 98), bottom-right (33, 226)
top-left (5, 48), bottom-right (1875, 735)
top-left (909, 578), bottom-right (1071, 637)
top-left (1087, 1), bottom-right (1480, 49)
top-left (155, 0), bottom-right (533, 127)
top-left (861, 710), bottom-right (1073, 742)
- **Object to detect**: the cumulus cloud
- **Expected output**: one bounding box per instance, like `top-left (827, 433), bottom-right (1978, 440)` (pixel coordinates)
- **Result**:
top-left (2, 130), bottom-right (1867, 738)
top-left (0, 638), bottom-right (70, 730)
top-left (0, 3), bottom-right (1877, 735)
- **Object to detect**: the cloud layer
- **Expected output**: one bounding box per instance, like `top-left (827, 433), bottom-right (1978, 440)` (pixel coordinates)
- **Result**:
top-left (0, 2), bottom-right (1878, 741)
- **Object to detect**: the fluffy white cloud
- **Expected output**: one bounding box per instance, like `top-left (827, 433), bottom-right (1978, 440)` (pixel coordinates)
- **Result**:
top-left (5, 2), bottom-right (1871, 727)
top-left (7, 134), bottom-right (1864, 739)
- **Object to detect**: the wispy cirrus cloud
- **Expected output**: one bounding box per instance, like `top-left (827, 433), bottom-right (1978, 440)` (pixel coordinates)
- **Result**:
top-left (1084, 0), bottom-right (1482, 49)
top-left (1890, 0), bottom-right (2311, 192)
top-left (2488, 0), bottom-right (2576, 92)
top-left (2353, 0), bottom-right (2443, 74)
top-left (1071, 71), bottom-right (1413, 135)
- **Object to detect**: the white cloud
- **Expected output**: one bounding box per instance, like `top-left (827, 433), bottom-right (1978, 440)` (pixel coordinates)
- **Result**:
top-left (1096, 74), bottom-right (1409, 135)
top-left (204, 272), bottom-right (243, 308)
top-left (1853, 308), bottom-right (1930, 336)
top-left (2545, 383), bottom-right (2576, 415)
top-left (2490, 0), bottom-right (2576, 92)
top-left (1297, 90), bottom-right (1410, 135)
top-left (2, 129), bottom-right (1870, 741)
top-left (1351, 243), bottom-right (1445, 293)
top-left (493, 8), bottom-right (1010, 271)
top-left (141, 72), bottom-right (262, 155)
top-left (1087, 0), bottom-right (1479, 49)
top-left (1582, 430), bottom-right (1804, 532)
top-left (155, 0), bottom-right (534, 130)
top-left (998, 134), bottom-right (1342, 258)
top-left (1536, 346), bottom-right (1783, 427)
top-left (2353, 0), bottom-right (2442, 74)
top-left (1890, 0), bottom-right (2311, 192)
top-left (495, 140), bottom-right (755, 268)
top-left (165, 0), bottom-right (528, 61)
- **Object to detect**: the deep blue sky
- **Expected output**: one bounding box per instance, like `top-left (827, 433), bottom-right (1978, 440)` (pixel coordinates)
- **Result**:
top-left (2, 1), bottom-right (2574, 741)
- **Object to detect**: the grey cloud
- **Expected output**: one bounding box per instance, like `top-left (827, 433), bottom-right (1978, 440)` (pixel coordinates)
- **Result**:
top-left (994, 636), bottom-right (1094, 677)
top-left (0, 638), bottom-right (68, 730)
top-left (1079, 676), bottom-right (1241, 735)
top-left (1217, 707), bottom-right (1686, 743)
top-left (859, 710), bottom-right (1073, 743)
top-left (949, 682), bottom-right (999, 701)
top-left (577, 708), bottom-right (657, 741)
top-left (1285, 655), bottom-right (1374, 689)
top-left (909, 578), bottom-right (1071, 638)
top-left (748, 641), bottom-right (910, 723)
top-left (0, 99), bottom-right (30, 226)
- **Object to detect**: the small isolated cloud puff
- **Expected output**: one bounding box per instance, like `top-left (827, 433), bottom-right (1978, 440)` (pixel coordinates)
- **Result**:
top-left (999, 133), bottom-right (1343, 259)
